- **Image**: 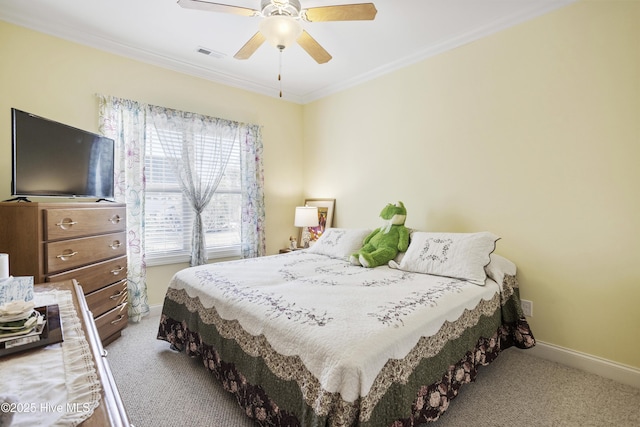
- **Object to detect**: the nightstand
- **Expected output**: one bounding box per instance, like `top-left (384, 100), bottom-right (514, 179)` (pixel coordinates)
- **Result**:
top-left (279, 248), bottom-right (303, 254)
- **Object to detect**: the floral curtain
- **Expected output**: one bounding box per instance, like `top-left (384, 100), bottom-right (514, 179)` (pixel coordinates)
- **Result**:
top-left (97, 94), bottom-right (266, 320)
top-left (97, 95), bottom-right (149, 323)
top-left (149, 106), bottom-right (238, 266)
top-left (240, 125), bottom-right (266, 258)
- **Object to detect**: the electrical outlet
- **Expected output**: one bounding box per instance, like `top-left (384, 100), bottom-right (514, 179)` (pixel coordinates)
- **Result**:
top-left (521, 299), bottom-right (533, 317)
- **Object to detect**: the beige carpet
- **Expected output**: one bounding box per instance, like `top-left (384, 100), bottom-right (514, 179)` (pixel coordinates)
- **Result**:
top-left (107, 314), bottom-right (639, 427)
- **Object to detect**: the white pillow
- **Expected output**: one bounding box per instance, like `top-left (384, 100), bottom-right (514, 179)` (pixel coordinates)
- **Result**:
top-left (484, 253), bottom-right (517, 286)
top-left (389, 231), bottom-right (499, 285)
top-left (306, 228), bottom-right (371, 260)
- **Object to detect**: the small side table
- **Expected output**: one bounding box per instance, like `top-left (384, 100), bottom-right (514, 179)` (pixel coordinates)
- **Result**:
top-left (279, 248), bottom-right (303, 254)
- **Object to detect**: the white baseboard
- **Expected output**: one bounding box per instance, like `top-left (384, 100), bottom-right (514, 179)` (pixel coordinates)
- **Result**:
top-left (148, 304), bottom-right (163, 318)
top-left (520, 341), bottom-right (640, 389)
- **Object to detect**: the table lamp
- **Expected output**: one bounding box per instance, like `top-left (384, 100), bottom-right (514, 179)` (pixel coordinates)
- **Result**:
top-left (294, 206), bottom-right (319, 248)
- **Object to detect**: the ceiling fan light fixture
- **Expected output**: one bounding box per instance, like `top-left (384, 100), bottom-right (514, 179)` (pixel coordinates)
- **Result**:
top-left (259, 15), bottom-right (302, 50)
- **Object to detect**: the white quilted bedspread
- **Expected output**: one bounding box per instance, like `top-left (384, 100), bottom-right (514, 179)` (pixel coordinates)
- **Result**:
top-left (167, 251), bottom-right (500, 402)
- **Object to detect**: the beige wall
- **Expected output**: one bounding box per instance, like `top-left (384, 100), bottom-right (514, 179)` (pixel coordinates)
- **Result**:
top-left (302, 0), bottom-right (640, 368)
top-left (1, 0), bottom-right (638, 369)
top-left (0, 21), bottom-right (305, 306)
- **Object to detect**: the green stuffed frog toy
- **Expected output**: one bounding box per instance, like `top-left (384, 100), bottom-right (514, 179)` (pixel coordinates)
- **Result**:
top-left (350, 201), bottom-right (410, 268)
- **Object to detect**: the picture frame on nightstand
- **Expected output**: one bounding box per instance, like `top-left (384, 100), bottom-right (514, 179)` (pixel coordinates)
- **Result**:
top-left (298, 198), bottom-right (335, 247)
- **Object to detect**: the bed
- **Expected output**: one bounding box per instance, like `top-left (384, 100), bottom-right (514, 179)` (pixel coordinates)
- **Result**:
top-left (157, 228), bottom-right (535, 426)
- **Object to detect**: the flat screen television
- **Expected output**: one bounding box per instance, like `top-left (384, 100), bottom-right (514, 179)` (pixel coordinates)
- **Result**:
top-left (10, 108), bottom-right (115, 200)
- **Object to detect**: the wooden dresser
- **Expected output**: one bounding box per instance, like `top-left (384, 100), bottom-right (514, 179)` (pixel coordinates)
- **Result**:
top-left (0, 202), bottom-right (128, 345)
top-left (35, 280), bottom-right (132, 426)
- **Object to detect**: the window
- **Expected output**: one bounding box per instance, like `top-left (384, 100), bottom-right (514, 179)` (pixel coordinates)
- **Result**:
top-left (144, 126), bottom-right (242, 265)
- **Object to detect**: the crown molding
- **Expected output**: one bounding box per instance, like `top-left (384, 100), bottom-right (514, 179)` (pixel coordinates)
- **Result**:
top-left (300, 0), bottom-right (576, 103)
top-left (1, 0), bottom-right (574, 105)
top-left (0, 11), bottom-right (304, 104)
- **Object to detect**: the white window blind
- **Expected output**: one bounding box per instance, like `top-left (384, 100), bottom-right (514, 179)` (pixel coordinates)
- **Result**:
top-left (144, 125), bottom-right (242, 265)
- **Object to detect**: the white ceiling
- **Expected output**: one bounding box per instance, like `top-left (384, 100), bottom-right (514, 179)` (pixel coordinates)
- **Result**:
top-left (0, 0), bottom-right (575, 104)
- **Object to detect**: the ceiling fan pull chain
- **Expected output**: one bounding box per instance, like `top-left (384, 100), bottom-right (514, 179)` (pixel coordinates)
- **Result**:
top-left (279, 46), bottom-right (283, 98)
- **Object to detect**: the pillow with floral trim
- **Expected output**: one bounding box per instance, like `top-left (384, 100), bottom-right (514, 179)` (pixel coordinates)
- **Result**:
top-left (307, 228), bottom-right (372, 260)
top-left (484, 253), bottom-right (516, 286)
top-left (389, 231), bottom-right (499, 285)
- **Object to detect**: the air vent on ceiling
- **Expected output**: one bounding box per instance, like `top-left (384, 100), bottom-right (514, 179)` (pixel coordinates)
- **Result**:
top-left (196, 46), bottom-right (225, 59)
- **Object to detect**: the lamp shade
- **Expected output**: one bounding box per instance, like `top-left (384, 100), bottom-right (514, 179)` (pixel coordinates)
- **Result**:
top-left (294, 206), bottom-right (319, 227)
top-left (259, 15), bottom-right (303, 49)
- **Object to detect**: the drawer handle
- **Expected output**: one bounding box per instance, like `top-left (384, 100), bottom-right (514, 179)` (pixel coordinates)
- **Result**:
top-left (101, 349), bottom-right (108, 358)
top-left (55, 250), bottom-right (78, 260)
top-left (109, 290), bottom-right (125, 300)
top-left (109, 214), bottom-right (122, 224)
top-left (110, 314), bottom-right (125, 325)
top-left (55, 219), bottom-right (78, 228)
top-left (110, 266), bottom-right (125, 275)
top-left (109, 240), bottom-right (122, 250)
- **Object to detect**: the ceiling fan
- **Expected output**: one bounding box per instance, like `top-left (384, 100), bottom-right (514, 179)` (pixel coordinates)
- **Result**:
top-left (177, 0), bottom-right (378, 64)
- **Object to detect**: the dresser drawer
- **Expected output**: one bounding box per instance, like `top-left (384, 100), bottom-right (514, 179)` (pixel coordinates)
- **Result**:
top-left (44, 207), bottom-right (126, 241)
top-left (47, 255), bottom-right (127, 294)
top-left (85, 279), bottom-right (128, 318)
top-left (45, 232), bottom-right (126, 274)
top-left (95, 303), bottom-right (128, 342)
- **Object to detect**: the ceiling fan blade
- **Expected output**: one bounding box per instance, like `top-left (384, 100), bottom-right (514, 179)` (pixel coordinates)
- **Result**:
top-left (177, 0), bottom-right (258, 17)
top-left (303, 3), bottom-right (377, 22)
top-left (297, 31), bottom-right (332, 64)
top-left (234, 32), bottom-right (266, 60)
